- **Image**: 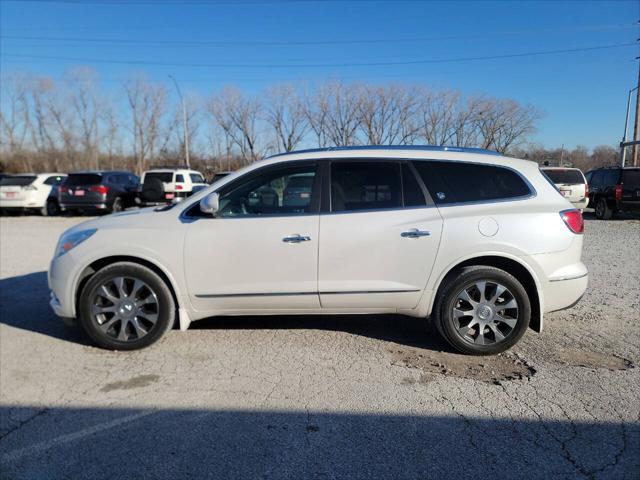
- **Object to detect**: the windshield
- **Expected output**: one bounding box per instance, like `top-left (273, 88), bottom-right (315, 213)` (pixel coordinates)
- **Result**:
top-left (0, 175), bottom-right (37, 187)
top-left (543, 169), bottom-right (584, 184)
top-left (64, 174), bottom-right (102, 186)
top-left (144, 172), bottom-right (173, 183)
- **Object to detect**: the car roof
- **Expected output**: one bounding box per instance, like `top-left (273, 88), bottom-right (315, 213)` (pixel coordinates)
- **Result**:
top-left (69, 170), bottom-right (134, 175)
top-left (541, 167), bottom-right (581, 171)
top-left (144, 169), bottom-right (202, 174)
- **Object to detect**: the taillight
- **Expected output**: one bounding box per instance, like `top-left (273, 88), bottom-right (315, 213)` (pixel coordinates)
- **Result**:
top-left (560, 209), bottom-right (584, 234)
top-left (59, 186), bottom-right (69, 194)
top-left (175, 184), bottom-right (183, 190)
top-left (615, 184), bottom-right (622, 200)
top-left (584, 182), bottom-right (589, 198)
top-left (90, 185), bottom-right (109, 195)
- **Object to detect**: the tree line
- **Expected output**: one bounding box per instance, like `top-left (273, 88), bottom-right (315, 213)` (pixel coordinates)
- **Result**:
top-left (0, 67), bottom-right (616, 176)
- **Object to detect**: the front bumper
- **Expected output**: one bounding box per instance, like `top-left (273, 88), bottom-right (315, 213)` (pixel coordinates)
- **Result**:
top-left (48, 251), bottom-right (80, 318)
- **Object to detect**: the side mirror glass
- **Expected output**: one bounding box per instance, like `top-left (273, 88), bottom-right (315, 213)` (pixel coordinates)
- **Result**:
top-left (200, 192), bottom-right (220, 216)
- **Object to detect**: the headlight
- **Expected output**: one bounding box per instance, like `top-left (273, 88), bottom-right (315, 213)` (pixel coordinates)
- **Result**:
top-left (54, 229), bottom-right (97, 259)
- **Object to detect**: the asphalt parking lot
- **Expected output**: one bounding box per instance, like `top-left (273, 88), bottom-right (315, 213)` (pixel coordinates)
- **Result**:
top-left (0, 214), bottom-right (639, 479)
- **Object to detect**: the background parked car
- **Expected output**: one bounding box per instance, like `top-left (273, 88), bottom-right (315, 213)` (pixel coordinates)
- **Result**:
top-left (59, 171), bottom-right (139, 214)
top-left (0, 173), bottom-right (66, 216)
top-left (210, 171), bottom-right (232, 183)
top-left (585, 166), bottom-right (640, 219)
top-left (138, 167), bottom-right (207, 207)
top-left (541, 167), bottom-right (588, 210)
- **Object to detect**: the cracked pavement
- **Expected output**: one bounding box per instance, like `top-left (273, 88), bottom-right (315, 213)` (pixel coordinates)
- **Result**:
top-left (0, 215), bottom-right (639, 479)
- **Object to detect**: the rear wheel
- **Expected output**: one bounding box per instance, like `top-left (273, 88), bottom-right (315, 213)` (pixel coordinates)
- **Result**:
top-left (595, 198), bottom-right (613, 220)
top-left (42, 198), bottom-right (60, 216)
top-left (78, 262), bottom-right (175, 350)
top-left (434, 266), bottom-right (531, 355)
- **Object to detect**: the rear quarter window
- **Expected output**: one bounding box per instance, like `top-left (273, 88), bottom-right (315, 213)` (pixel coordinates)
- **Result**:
top-left (413, 161), bottom-right (531, 205)
top-left (622, 169), bottom-right (640, 188)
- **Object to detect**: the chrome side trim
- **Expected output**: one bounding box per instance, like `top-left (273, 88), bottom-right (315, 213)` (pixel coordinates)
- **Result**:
top-left (195, 289), bottom-right (421, 298)
top-left (549, 272), bottom-right (589, 282)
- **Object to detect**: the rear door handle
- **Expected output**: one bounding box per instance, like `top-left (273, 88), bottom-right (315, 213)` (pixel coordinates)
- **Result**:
top-left (401, 229), bottom-right (431, 238)
top-left (282, 234), bottom-right (311, 243)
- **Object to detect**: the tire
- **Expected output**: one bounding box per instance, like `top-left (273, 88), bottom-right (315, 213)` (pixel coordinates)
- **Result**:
top-left (42, 198), bottom-right (60, 216)
top-left (433, 266), bottom-right (531, 355)
top-left (78, 262), bottom-right (175, 350)
top-left (111, 196), bottom-right (124, 213)
top-left (595, 198), bottom-right (613, 220)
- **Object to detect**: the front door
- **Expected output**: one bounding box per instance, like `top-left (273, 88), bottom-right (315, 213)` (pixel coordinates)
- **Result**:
top-left (184, 161), bottom-right (321, 313)
top-left (318, 161), bottom-right (443, 310)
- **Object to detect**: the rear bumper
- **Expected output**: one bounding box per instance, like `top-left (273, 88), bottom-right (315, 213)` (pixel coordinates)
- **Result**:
top-left (543, 270), bottom-right (589, 313)
top-left (0, 198), bottom-right (42, 209)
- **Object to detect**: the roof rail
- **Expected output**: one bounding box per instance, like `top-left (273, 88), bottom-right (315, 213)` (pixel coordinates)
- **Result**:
top-left (268, 145), bottom-right (502, 158)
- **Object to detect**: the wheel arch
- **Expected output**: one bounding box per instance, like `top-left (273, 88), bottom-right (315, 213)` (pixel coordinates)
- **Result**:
top-left (431, 255), bottom-right (542, 332)
top-left (75, 255), bottom-right (182, 328)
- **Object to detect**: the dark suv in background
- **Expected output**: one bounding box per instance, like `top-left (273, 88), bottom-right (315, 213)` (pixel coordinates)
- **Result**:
top-left (59, 171), bottom-right (139, 214)
top-left (585, 167), bottom-right (640, 219)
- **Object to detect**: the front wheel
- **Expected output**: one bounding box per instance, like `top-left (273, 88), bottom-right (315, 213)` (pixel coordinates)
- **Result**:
top-left (111, 196), bottom-right (124, 213)
top-left (78, 262), bottom-right (175, 350)
top-left (434, 266), bottom-right (531, 355)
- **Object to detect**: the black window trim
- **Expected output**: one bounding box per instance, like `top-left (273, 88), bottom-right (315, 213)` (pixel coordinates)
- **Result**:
top-left (412, 158), bottom-right (537, 207)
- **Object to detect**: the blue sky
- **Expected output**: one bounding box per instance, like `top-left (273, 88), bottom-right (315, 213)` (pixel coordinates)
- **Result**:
top-left (0, 0), bottom-right (638, 149)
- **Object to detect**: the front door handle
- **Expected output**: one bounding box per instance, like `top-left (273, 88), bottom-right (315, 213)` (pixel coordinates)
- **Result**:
top-left (401, 229), bottom-right (431, 238)
top-left (282, 234), bottom-right (311, 243)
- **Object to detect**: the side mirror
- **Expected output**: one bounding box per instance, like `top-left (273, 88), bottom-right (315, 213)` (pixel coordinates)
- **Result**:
top-left (199, 192), bottom-right (220, 216)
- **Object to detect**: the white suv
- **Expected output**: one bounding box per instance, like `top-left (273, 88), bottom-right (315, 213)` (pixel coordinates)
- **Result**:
top-left (49, 146), bottom-right (588, 354)
top-left (138, 167), bottom-right (207, 206)
top-left (541, 167), bottom-right (589, 210)
top-left (0, 173), bottom-right (66, 216)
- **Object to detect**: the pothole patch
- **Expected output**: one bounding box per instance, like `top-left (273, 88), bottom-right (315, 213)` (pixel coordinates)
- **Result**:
top-left (390, 347), bottom-right (536, 385)
top-left (552, 348), bottom-right (634, 371)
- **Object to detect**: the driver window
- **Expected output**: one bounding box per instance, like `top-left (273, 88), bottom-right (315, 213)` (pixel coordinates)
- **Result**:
top-left (218, 164), bottom-right (317, 217)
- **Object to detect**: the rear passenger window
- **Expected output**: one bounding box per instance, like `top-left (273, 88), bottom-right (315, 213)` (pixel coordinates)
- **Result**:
top-left (331, 162), bottom-right (401, 212)
top-left (413, 161), bottom-right (531, 204)
top-left (401, 164), bottom-right (426, 207)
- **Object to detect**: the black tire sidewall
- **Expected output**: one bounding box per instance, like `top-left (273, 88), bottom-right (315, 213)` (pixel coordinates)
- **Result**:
top-left (44, 199), bottom-right (59, 216)
top-left (112, 197), bottom-right (123, 213)
top-left (436, 267), bottom-right (531, 355)
top-left (78, 263), bottom-right (175, 350)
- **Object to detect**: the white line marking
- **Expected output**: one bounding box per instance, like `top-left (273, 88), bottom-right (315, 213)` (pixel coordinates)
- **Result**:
top-left (2, 410), bottom-right (156, 463)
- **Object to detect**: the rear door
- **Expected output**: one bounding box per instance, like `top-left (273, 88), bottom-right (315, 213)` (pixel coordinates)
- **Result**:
top-left (318, 160), bottom-right (443, 310)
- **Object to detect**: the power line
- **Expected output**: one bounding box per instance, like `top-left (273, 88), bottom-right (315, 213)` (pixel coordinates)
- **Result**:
top-left (1, 24), bottom-right (634, 47)
top-left (1, 42), bottom-right (636, 68)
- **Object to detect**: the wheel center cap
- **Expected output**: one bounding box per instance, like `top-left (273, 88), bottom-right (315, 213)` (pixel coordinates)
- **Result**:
top-left (477, 304), bottom-right (493, 321)
top-left (118, 301), bottom-right (135, 317)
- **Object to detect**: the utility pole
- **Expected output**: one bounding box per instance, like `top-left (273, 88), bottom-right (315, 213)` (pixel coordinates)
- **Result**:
top-left (632, 56), bottom-right (640, 166)
top-left (559, 144), bottom-right (564, 167)
top-left (168, 75), bottom-right (190, 168)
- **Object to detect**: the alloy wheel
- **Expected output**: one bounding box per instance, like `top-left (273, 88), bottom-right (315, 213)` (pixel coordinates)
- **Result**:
top-left (452, 280), bottom-right (519, 346)
top-left (90, 276), bottom-right (159, 342)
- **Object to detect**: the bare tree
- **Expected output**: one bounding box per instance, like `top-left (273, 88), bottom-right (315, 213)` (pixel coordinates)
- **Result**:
top-left (67, 67), bottom-right (102, 169)
top-left (265, 84), bottom-right (308, 153)
top-left (474, 98), bottom-right (541, 153)
top-left (416, 88), bottom-right (459, 146)
top-left (0, 73), bottom-right (30, 158)
top-left (209, 87), bottom-right (262, 164)
top-left (315, 81), bottom-right (361, 147)
top-left (358, 84), bottom-right (419, 145)
top-left (124, 75), bottom-right (167, 174)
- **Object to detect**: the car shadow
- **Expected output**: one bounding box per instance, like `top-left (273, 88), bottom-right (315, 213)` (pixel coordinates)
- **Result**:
top-left (0, 271), bottom-right (453, 352)
top-left (1, 405), bottom-right (637, 479)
